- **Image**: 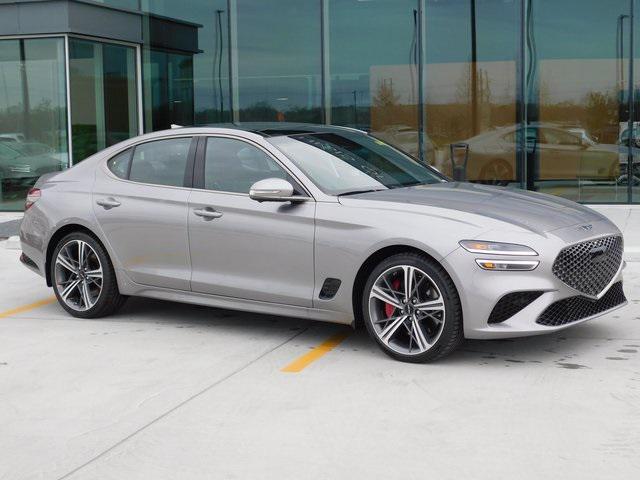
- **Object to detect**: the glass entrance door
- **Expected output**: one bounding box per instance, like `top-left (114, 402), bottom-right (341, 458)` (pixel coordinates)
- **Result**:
top-left (69, 37), bottom-right (139, 162)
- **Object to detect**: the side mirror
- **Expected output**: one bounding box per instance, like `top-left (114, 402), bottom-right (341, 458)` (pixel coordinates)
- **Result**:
top-left (249, 178), bottom-right (309, 203)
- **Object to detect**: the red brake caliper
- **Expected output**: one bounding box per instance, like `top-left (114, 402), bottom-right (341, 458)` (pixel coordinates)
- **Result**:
top-left (384, 278), bottom-right (402, 318)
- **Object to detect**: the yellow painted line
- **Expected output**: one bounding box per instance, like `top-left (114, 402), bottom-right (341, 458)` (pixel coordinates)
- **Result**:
top-left (281, 331), bottom-right (350, 373)
top-left (0, 296), bottom-right (56, 319)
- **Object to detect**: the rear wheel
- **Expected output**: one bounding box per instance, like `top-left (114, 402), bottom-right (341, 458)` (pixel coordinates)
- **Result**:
top-left (51, 232), bottom-right (126, 318)
top-left (362, 253), bottom-right (463, 363)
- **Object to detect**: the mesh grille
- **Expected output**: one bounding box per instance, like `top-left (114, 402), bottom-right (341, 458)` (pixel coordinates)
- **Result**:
top-left (488, 291), bottom-right (544, 324)
top-left (552, 235), bottom-right (623, 297)
top-left (536, 282), bottom-right (626, 327)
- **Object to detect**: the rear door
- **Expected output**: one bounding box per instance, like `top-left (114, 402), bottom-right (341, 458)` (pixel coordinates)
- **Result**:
top-left (93, 136), bottom-right (196, 290)
top-left (188, 135), bottom-right (316, 306)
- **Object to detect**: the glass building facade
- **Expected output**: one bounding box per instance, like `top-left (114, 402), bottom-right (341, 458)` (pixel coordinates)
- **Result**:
top-left (2, 0), bottom-right (640, 210)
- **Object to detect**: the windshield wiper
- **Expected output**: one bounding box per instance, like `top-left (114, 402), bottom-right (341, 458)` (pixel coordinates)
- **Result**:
top-left (337, 188), bottom-right (387, 197)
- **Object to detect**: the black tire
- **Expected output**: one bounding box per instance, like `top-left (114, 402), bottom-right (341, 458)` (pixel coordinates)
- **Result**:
top-left (51, 231), bottom-right (127, 318)
top-left (479, 158), bottom-right (513, 186)
top-left (361, 252), bottom-right (463, 363)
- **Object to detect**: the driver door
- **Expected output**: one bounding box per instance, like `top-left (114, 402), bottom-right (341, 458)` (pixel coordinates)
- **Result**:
top-left (187, 136), bottom-right (316, 307)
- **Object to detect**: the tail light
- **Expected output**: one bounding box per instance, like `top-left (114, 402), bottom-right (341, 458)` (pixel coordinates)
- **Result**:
top-left (25, 188), bottom-right (41, 211)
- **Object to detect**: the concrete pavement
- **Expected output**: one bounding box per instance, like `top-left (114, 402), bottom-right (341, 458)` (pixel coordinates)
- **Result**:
top-left (0, 242), bottom-right (639, 480)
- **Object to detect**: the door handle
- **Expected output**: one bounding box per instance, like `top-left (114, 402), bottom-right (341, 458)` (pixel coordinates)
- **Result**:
top-left (96, 197), bottom-right (121, 209)
top-left (194, 207), bottom-right (223, 220)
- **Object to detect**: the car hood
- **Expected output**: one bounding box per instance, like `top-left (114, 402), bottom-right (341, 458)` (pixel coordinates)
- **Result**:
top-left (338, 182), bottom-right (607, 234)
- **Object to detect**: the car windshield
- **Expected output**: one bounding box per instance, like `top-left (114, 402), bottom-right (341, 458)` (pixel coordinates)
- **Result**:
top-left (267, 131), bottom-right (447, 195)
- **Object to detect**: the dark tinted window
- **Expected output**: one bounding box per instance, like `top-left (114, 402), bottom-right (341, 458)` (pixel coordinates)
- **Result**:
top-left (129, 137), bottom-right (192, 187)
top-left (204, 137), bottom-right (289, 193)
top-left (107, 149), bottom-right (131, 179)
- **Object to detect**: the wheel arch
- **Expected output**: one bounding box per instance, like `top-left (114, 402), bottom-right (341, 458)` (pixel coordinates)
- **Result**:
top-left (351, 244), bottom-right (460, 327)
top-left (44, 224), bottom-right (105, 287)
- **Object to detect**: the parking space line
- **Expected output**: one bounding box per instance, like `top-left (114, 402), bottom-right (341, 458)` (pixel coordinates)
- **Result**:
top-left (0, 296), bottom-right (56, 319)
top-left (281, 331), bottom-right (350, 373)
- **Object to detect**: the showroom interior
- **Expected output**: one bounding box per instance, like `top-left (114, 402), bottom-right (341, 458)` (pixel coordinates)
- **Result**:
top-left (2, 0), bottom-right (640, 210)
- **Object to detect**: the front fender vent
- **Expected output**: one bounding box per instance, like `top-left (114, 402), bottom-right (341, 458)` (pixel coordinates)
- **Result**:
top-left (319, 278), bottom-right (341, 300)
top-left (488, 291), bottom-right (544, 324)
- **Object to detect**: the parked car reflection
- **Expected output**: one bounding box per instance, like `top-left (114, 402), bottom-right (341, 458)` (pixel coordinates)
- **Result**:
top-left (434, 123), bottom-right (627, 186)
top-left (0, 140), bottom-right (67, 204)
top-left (373, 124), bottom-right (436, 165)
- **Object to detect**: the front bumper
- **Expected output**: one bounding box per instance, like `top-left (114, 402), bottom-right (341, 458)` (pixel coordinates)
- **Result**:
top-left (443, 228), bottom-right (627, 340)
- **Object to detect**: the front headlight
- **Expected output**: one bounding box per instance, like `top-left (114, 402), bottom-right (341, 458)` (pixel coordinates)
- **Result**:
top-left (459, 240), bottom-right (538, 256)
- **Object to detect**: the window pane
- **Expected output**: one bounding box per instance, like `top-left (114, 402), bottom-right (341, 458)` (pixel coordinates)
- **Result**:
top-left (237, 0), bottom-right (322, 122)
top-left (144, 50), bottom-right (194, 131)
top-left (69, 38), bottom-right (138, 162)
top-left (329, 0), bottom-right (420, 156)
top-left (0, 38), bottom-right (68, 211)
top-left (140, 0), bottom-right (231, 126)
top-left (129, 137), bottom-right (191, 186)
top-left (107, 149), bottom-right (132, 179)
top-left (204, 137), bottom-right (288, 193)
top-left (635, 0), bottom-right (640, 202)
top-left (530, 0), bottom-right (628, 202)
top-left (426, 0), bottom-right (520, 186)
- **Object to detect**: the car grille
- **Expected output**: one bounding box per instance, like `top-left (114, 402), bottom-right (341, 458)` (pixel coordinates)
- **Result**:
top-left (552, 235), bottom-right (623, 297)
top-left (536, 282), bottom-right (626, 327)
top-left (488, 291), bottom-right (544, 324)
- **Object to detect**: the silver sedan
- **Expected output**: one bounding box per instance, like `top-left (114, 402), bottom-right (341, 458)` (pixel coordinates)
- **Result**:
top-left (19, 124), bottom-right (627, 363)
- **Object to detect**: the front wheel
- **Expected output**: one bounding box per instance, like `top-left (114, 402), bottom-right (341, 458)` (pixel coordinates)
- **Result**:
top-left (478, 158), bottom-right (513, 186)
top-left (362, 253), bottom-right (463, 363)
top-left (51, 232), bottom-right (126, 318)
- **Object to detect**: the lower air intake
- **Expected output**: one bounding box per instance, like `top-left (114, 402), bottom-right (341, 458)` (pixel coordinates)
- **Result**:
top-left (536, 282), bottom-right (626, 327)
top-left (488, 291), bottom-right (544, 324)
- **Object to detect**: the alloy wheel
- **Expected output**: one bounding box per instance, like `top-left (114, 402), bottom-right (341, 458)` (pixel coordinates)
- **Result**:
top-left (54, 240), bottom-right (103, 311)
top-left (368, 265), bottom-right (446, 355)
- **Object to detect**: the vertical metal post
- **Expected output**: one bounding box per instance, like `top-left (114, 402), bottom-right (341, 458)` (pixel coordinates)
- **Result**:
top-left (628, 0), bottom-right (634, 203)
top-left (18, 39), bottom-right (31, 141)
top-left (321, 0), bottom-right (331, 125)
top-left (470, 0), bottom-right (478, 136)
top-left (64, 35), bottom-right (74, 166)
top-left (418, 0), bottom-right (426, 164)
top-left (227, 0), bottom-right (239, 123)
top-left (135, 44), bottom-right (144, 134)
top-left (516, 0), bottom-right (527, 189)
top-left (94, 42), bottom-right (106, 152)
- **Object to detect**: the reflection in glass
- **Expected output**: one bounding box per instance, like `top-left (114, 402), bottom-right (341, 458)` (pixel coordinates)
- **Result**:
top-left (144, 50), bottom-right (194, 131)
top-left (236, 0), bottom-right (322, 123)
top-left (69, 38), bottom-right (138, 162)
top-left (530, 0), bottom-right (630, 202)
top-left (633, 0), bottom-right (640, 202)
top-left (329, 0), bottom-right (420, 156)
top-left (140, 0), bottom-right (230, 125)
top-left (426, 0), bottom-right (519, 185)
top-left (0, 38), bottom-right (68, 211)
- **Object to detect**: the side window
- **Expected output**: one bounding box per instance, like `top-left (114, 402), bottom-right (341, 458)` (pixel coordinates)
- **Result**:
top-left (129, 137), bottom-right (192, 187)
top-left (541, 128), bottom-right (580, 146)
top-left (204, 137), bottom-right (291, 193)
top-left (107, 149), bottom-right (132, 179)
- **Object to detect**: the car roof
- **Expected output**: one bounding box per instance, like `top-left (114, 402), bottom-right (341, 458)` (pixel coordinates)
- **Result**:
top-left (172, 122), bottom-right (367, 137)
